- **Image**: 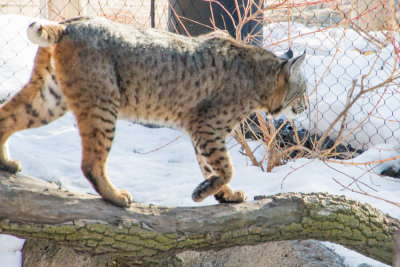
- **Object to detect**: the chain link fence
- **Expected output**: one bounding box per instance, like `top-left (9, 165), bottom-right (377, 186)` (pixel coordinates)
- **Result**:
top-left (0, 0), bottom-right (399, 150)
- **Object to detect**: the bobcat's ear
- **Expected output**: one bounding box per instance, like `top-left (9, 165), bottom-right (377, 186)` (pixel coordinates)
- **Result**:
top-left (280, 48), bottom-right (293, 60)
top-left (283, 51), bottom-right (306, 76)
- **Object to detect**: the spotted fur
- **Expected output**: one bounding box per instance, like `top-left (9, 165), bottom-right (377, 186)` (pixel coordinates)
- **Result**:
top-left (1, 17), bottom-right (307, 207)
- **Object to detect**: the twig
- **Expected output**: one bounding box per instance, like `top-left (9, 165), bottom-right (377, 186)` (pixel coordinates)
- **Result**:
top-left (135, 134), bottom-right (184, 154)
top-left (281, 159), bottom-right (315, 189)
top-left (332, 177), bottom-right (400, 208)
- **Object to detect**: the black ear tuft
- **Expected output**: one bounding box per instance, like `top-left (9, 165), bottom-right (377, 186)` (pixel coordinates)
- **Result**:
top-left (281, 49), bottom-right (293, 60)
top-left (282, 51), bottom-right (306, 76)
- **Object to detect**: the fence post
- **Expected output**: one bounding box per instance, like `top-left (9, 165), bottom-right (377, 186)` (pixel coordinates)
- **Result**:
top-left (150, 0), bottom-right (155, 28)
top-left (168, 0), bottom-right (264, 47)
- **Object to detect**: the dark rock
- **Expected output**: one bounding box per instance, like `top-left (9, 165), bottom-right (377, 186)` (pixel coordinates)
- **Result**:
top-left (381, 166), bottom-right (400, 178)
top-left (243, 117), bottom-right (364, 160)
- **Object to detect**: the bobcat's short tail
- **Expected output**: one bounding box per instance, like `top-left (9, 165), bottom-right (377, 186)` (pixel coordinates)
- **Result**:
top-left (27, 21), bottom-right (66, 47)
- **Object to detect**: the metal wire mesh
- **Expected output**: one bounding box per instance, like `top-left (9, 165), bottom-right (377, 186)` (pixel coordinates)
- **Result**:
top-left (261, 0), bottom-right (400, 149)
top-left (0, 0), bottom-right (169, 26)
top-left (0, 0), bottom-right (399, 150)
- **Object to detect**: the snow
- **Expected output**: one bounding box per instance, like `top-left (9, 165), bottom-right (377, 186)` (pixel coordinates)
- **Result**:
top-left (1, 14), bottom-right (399, 266)
top-left (0, 235), bottom-right (24, 267)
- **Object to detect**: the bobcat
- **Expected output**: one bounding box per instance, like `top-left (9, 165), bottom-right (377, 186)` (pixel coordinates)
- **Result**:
top-left (0, 17), bottom-right (307, 207)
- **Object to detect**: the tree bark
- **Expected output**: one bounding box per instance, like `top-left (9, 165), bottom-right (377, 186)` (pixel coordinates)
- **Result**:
top-left (0, 171), bottom-right (398, 265)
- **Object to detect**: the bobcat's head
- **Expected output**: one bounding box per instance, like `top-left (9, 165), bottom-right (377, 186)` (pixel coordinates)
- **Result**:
top-left (272, 51), bottom-right (307, 119)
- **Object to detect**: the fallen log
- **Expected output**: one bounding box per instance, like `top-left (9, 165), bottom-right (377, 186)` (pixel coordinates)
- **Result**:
top-left (0, 171), bottom-right (398, 265)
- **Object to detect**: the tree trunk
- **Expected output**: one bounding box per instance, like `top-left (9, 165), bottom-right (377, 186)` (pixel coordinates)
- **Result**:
top-left (0, 171), bottom-right (398, 265)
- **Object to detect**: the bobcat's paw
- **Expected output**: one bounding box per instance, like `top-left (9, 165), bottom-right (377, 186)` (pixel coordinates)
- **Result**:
top-left (192, 176), bottom-right (222, 202)
top-left (214, 189), bottom-right (247, 203)
top-left (0, 159), bottom-right (21, 173)
top-left (105, 189), bottom-right (133, 208)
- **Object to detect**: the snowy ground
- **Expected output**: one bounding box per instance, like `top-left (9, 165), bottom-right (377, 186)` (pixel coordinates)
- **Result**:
top-left (1, 14), bottom-right (400, 266)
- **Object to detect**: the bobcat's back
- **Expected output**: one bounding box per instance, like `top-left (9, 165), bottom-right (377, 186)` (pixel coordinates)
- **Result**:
top-left (33, 17), bottom-right (294, 127)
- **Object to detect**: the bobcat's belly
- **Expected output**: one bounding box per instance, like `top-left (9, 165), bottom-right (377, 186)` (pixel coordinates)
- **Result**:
top-left (118, 96), bottom-right (189, 129)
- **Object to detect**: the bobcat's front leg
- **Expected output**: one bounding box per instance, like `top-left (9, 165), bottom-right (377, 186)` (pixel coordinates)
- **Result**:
top-left (192, 145), bottom-right (246, 203)
top-left (187, 99), bottom-right (247, 204)
top-left (194, 149), bottom-right (246, 203)
top-left (190, 127), bottom-right (246, 204)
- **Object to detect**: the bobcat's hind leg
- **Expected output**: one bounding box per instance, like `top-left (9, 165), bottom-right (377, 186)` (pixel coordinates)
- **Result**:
top-left (80, 138), bottom-right (132, 207)
top-left (62, 86), bottom-right (132, 206)
top-left (55, 48), bottom-right (132, 207)
top-left (75, 107), bottom-right (132, 207)
top-left (77, 113), bottom-right (132, 207)
top-left (0, 47), bottom-right (68, 172)
top-left (191, 133), bottom-right (246, 204)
